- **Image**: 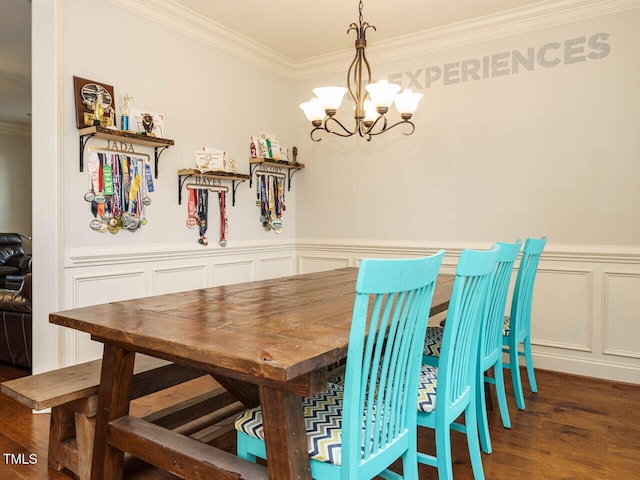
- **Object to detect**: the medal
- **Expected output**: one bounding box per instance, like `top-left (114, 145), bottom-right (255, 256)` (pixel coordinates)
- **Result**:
top-left (127, 218), bottom-right (140, 231)
top-left (89, 219), bottom-right (102, 231)
top-left (270, 217), bottom-right (283, 234)
top-left (84, 191), bottom-right (95, 202)
top-left (122, 214), bottom-right (133, 228)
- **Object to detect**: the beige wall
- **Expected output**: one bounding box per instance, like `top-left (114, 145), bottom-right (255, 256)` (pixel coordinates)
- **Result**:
top-left (0, 129), bottom-right (31, 240)
top-left (294, 12), bottom-right (640, 245)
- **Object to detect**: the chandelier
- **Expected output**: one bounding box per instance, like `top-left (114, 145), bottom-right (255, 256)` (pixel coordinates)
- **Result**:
top-left (300, 0), bottom-right (423, 142)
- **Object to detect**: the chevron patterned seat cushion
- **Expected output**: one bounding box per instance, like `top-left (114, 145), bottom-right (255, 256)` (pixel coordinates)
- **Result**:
top-left (423, 325), bottom-right (444, 357)
top-left (235, 382), bottom-right (347, 465)
top-left (503, 315), bottom-right (511, 336)
top-left (417, 364), bottom-right (438, 413)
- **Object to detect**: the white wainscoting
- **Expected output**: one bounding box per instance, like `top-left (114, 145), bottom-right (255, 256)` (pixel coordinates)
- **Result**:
top-left (296, 239), bottom-right (640, 385)
top-left (60, 239), bottom-right (640, 384)
top-left (62, 241), bottom-right (296, 365)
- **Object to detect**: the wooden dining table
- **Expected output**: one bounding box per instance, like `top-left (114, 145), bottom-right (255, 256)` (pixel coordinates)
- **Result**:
top-left (49, 267), bottom-right (455, 480)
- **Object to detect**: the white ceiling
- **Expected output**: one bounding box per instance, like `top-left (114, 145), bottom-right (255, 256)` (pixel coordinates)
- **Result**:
top-left (171, 0), bottom-right (548, 61)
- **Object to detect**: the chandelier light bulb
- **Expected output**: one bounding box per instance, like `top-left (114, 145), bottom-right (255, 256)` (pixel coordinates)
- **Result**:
top-left (312, 86), bottom-right (348, 113)
top-left (394, 89), bottom-right (424, 116)
top-left (363, 100), bottom-right (378, 124)
top-left (365, 80), bottom-right (401, 109)
top-left (300, 98), bottom-right (326, 123)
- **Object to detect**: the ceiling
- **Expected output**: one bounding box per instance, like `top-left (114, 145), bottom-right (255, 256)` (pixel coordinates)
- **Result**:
top-left (0, 0), bottom-right (556, 126)
top-left (170, 0), bottom-right (548, 61)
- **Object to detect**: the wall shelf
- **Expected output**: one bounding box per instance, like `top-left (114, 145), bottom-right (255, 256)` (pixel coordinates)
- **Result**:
top-left (177, 169), bottom-right (250, 206)
top-left (79, 126), bottom-right (174, 178)
top-left (249, 158), bottom-right (305, 192)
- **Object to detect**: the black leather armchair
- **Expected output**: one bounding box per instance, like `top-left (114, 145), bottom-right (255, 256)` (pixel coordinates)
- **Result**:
top-left (0, 273), bottom-right (32, 370)
top-left (0, 233), bottom-right (32, 290)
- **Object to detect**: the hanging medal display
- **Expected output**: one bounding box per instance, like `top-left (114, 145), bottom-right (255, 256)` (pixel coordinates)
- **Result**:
top-left (255, 171), bottom-right (286, 233)
top-left (184, 182), bottom-right (230, 247)
top-left (84, 146), bottom-right (154, 233)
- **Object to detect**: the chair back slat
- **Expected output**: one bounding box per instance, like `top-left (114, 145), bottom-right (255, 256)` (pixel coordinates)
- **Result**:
top-left (481, 241), bottom-right (522, 363)
top-left (342, 251), bottom-right (444, 466)
top-left (437, 247), bottom-right (499, 412)
top-left (510, 237), bottom-right (547, 339)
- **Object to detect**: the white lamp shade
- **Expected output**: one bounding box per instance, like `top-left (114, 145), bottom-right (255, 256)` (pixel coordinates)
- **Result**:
top-left (312, 86), bottom-right (348, 110)
top-left (299, 98), bottom-right (326, 122)
top-left (365, 80), bottom-right (401, 108)
top-left (363, 100), bottom-right (378, 123)
top-left (394, 89), bottom-right (423, 115)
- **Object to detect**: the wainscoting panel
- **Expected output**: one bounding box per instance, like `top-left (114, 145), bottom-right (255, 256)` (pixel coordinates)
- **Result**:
top-left (212, 260), bottom-right (255, 286)
top-left (603, 271), bottom-right (640, 359)
top-left (68, 270), bottom-right (147, 364)
top-left (298, 255), bottom-right (351, 274)
top-left (153, 264), bottom-right (208, 295)
top-left (531, 268), bottom-right (592, 352)
top-left (259, 255), bottom-right (295, 280)
top-left (72, 270), bottom-right (147, 308)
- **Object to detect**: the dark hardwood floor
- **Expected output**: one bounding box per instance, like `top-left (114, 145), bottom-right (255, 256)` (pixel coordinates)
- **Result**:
top-left (0, 363), bottom-right (638, 479)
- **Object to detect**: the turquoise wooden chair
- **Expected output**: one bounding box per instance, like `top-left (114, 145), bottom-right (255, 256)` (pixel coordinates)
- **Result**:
top-left (416, 246), bottom-right (499, 480)
top-left (476, 241), bottom-right (521, 453)
top-left (421, 242), bottom-right (521, 454)
top-left (235, 252), bottom-right (444, 480)
top-left (503, 236), bottom-right (547, 410)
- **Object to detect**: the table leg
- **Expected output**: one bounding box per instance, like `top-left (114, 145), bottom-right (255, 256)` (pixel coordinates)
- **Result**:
top-left (258, 385), bottom-right (311, 480)
top-left (90, 344), bottom-right (135, 480)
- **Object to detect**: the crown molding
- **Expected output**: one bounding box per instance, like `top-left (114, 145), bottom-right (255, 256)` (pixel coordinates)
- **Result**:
top-left (0, 121), bottom-right (31, 136)
top-left (295, 0), bottom-right (640, 79)
top-left (105, 0), bottom-right (295, 78)
top-left (106, 0), bottom-right (640, 81)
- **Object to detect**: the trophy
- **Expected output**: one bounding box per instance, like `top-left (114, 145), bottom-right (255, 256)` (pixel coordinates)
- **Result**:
top-left (141, 113), bottom-right (155, 137)
top-left (120, 94), bottom-right (133, 131)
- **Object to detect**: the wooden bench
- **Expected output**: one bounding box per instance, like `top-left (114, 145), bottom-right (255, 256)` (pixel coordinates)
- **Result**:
top-left (0, 354), bottom-right (228, 480)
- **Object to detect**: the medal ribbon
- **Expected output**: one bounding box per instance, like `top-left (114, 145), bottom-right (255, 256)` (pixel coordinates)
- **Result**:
top-left (88, 152), bottom-right (100, 194)
top-left (268, 175), bottom-right (275, 221)
top-left (219, 191), bottom-right (227, 245)
top-left (129, 174), bottom-right (141, 215)
top-left (112, 155), bottom-right (122, 217)
top-left (187, 188), bottom-right (197, 228)
top-left (198, 189), bottom-right (209, 245)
